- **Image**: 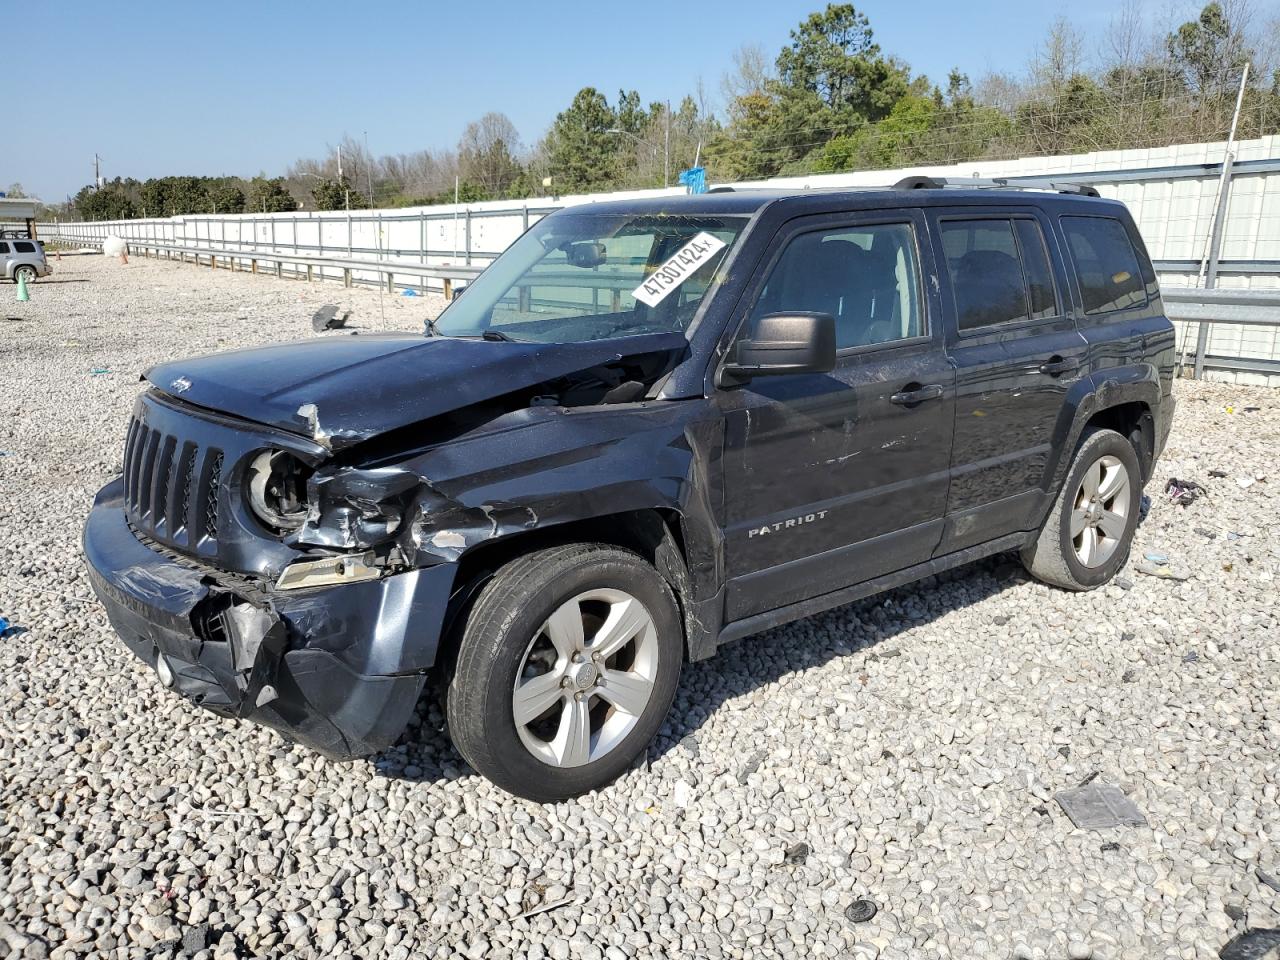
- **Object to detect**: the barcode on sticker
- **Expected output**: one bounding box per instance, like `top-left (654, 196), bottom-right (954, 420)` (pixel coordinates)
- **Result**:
top-left (632, 232), bottom-right (727, 307)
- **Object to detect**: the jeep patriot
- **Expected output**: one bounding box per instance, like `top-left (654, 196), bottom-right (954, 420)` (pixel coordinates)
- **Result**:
top-left (84, 181), bottom-right (1175, 800)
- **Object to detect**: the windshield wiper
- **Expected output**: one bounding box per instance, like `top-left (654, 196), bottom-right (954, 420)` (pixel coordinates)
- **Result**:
top-left (425, 317), bottom-right (440, 337)
top-left (480, 329), bottom-right (518, 342)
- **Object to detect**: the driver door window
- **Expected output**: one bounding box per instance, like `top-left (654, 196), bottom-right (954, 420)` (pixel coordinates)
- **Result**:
top-left (750, 222), bottom-right (923, 349)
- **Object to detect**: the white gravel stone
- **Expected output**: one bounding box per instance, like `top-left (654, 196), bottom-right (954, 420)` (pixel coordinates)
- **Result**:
top-left (1, 252), bottom-right (1277, 959)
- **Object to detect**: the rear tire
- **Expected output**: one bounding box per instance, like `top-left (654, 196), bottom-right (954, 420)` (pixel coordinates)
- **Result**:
top-left (1022, 427), bottom-right (1142, 590)
top-left (14, 265), bottom-right (36, 284)
top-left (446, 543), bottom-right (683, 802)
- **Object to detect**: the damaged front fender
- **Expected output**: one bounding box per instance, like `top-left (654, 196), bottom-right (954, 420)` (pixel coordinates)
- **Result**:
top-left (294, 399), bottom-right (728, 657)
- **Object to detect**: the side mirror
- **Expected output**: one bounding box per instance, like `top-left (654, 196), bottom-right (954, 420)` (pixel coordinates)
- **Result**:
top-left (719, 312), bottom-right (836, 384)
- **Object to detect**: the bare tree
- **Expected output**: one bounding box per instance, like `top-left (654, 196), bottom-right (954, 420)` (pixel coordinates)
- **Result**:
top-left (720, 43), bottom-right (774, 120)
top-left (1102, 0), bottom-right (1150, 71)
top-left (1030, 18), bottom-right (1088, 96)
top-left (458, 112), bottom-right (522, 196)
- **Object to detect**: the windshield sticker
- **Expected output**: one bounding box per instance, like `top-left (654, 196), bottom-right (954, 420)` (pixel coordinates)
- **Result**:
top-left (631, 232), bottom-right (728, 307)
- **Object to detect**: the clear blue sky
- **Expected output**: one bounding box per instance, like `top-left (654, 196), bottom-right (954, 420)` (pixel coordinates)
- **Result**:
top-left (10, 0), bottom-right (1207, 202)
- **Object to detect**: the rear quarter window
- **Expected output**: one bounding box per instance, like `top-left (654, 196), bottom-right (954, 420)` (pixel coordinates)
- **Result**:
top-left (13, 241), bottom-right (36, 254)
top-left (1061, 216), bottom-right (1147, 315)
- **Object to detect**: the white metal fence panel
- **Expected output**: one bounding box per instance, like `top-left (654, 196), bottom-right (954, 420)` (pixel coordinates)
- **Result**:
top-left (32, 136), bottom-right (1280, 384)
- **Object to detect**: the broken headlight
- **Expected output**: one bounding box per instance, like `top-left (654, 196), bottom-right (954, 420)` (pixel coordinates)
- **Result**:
top-left (245, 450), bottom-right (311, 534)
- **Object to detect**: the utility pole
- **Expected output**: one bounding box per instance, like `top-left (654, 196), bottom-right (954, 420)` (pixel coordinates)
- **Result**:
top-left (664, 101), bottom-right (670, 188)
top-left (337, 144), bottom-right (349, 211)
top-left (363, 130), bottom-right (374, 208)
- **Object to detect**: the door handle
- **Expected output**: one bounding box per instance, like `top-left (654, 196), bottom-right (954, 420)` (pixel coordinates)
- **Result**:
top-left (1038, 356), bottom-right (1079, 376)
top-left (889, 383), bottom-right (944, 405)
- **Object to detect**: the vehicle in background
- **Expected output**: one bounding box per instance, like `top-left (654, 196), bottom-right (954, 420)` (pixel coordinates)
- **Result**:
top-left (2, 238), bottom-right (52, 283)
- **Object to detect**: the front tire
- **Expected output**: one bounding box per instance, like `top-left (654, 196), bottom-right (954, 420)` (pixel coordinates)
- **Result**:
top-left (1022, 427), bottom-right (1142, 590)
top-left (446, 543), bottom-right (683, 802)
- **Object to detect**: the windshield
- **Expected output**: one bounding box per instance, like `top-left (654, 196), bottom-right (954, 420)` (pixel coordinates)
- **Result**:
top-left (432, 211), bottom-right (747, 344)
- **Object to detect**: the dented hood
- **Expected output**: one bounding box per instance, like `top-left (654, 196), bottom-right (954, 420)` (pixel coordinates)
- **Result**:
top-left (145, 331), bottom-right (688, 450)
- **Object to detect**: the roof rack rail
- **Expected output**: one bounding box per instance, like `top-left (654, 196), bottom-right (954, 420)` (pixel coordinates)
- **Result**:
top-left (893, 175), bottom-right (1101, 198)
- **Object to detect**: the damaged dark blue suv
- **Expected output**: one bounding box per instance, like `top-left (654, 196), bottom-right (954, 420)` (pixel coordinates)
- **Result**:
top-left (84, 180), bottom-right (1175, 800)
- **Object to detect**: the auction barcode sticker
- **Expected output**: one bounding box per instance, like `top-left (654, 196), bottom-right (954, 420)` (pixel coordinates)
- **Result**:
top-left (631, 232), bottom-right (728, 307)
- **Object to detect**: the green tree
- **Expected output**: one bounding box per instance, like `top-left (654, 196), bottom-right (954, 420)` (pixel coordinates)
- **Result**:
top-left (74, 181), bottom-right (137, 220)
top-left (208, 181), bottom-right (245, 214)
top-left (776, 3), bottom-right (908, 121)
top-left (707, 4), bottom-right (912, 179)
top-left (311, 175), bottom-right (353, 211)
top-left (546, 87), bottom-right (622, 191)
top-left (150, 177), bottom-right (211, 216)
top-left (247, 177), bottom-right (297, 213)
top-left (1167, 2), bottom-right (1251, 98)
top-left (705, 91), bottom-right (783, 181)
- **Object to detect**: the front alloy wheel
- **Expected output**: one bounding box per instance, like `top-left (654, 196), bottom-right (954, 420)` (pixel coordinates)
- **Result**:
top-left (446, 543), bottom-right (683, 801)
top-left (513, 589), bottom-right (659, 768)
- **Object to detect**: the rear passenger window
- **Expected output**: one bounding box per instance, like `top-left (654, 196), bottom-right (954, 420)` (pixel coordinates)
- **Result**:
top-left (939, 218), bottom-right (1059, 331)
top-left (13, 241), bottom-right (35, 253)
top-left (1061, 216), bottom-right (1146, 315)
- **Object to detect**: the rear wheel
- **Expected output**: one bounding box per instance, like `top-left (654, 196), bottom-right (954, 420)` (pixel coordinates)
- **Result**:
top-left (13, 265), bottom-right (36, 284)
top-left (1022, 427), bottom-right (1142, 590)
top-left (446, 543), bottom-right (683, 801)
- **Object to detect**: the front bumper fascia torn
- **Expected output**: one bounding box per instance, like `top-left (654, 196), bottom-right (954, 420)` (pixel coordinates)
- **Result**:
top-left (83, 477), bottom-right (458, 758)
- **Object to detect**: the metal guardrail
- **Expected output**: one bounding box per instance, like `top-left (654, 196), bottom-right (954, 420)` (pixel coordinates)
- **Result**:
top-left (39, 225), bottom-right (1280, 382)
top-left (45, 233), bottom-right (486, 295)
top-left (1163, 287), bottom-right (1280, 378)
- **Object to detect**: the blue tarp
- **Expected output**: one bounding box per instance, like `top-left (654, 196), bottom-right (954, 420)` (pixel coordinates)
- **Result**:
top-left (679, 167), bottom-right (707, 195)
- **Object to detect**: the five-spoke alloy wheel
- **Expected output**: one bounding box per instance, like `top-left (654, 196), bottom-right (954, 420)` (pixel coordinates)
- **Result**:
top-left (512, 588), bottom-right (660, 768)
top-left (1068, 453), bottom-right (1131, 567)
top-left (1023, 426), bottom-right (1143, 590)
top-left (447, 544), bottom-right (683, 802)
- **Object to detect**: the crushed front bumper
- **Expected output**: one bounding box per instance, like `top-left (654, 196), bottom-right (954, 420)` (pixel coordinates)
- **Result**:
top-left (83, 478), bottom-right (458, 758)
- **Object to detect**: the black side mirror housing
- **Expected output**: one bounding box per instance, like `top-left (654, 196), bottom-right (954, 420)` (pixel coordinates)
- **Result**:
top-left (719, 312), bottom-right (837, 384)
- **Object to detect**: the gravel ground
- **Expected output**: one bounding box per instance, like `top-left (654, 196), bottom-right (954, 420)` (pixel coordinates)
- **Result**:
top-left (1, 252), bottom-right (1278, 960)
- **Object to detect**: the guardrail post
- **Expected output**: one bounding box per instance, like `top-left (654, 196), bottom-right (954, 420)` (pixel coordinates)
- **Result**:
top-left (306, 264), bottom-right (313, 283)
top-left (343, 267), bottom-right (351, 288)
top-left (1193, 154), bottom-right (1236, 379)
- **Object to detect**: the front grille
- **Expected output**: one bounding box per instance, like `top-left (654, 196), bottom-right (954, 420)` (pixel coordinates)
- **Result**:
top-left (122, 415), bottom-right (223, 555)
top-left (205, 454), bottom-right (222, 540)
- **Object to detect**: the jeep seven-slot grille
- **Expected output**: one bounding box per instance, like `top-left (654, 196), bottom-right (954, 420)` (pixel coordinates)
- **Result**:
top-left (122, 416), bottom-right (223, 554)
